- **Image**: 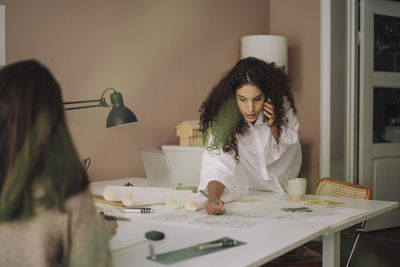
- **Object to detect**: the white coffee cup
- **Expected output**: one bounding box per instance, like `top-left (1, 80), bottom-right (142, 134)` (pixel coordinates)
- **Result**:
top-left (285, 178), bottom-right (307, 198)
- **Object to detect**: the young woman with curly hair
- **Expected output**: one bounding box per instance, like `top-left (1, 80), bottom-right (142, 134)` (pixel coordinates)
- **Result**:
top-left (198, 57), bottom-right (302, 215)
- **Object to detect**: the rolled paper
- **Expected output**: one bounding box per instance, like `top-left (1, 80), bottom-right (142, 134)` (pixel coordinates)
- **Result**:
top-left (165, 190), bottom-right (196, 210)
top-left (102, 186), bottom-right (125, 201)
top-left (185, 195), bottom-right (207, 211)
top-left (120, 187), bottom-right (174, 207)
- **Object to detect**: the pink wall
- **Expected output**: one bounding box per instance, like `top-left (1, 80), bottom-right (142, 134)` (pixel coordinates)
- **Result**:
top-left (2, 0), bottom-right (270, 181)
top-left (270, 0), bottom-right (321, 191)
top-left (2, 0), bottom-right (321, 189)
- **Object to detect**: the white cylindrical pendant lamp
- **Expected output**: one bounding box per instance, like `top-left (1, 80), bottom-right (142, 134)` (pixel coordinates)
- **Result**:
top-left (241, 35), bottom-right (288, 72)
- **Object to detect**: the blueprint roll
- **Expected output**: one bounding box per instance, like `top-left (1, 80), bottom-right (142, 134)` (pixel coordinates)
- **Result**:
top-left (165, 190), bottom-right (196, 210)
top-left (120, 187), bottom-right (174, 206)
top-left (102, 186), bottom-right (125, 201)
top-left (185, 195), bottom-right (207, 211)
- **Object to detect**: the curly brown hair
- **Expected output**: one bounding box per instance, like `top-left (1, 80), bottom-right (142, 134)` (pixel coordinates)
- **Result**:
top-left (199, 57), bottom-right (297, 161)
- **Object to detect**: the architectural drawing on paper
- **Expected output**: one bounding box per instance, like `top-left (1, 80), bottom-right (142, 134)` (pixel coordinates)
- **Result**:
top-left (149, 199), bottom-right (369, 230)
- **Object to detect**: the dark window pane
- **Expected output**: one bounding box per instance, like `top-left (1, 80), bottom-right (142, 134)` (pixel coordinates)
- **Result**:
top-left (373, 87), bottom-right (400, 143)
top-left (374, 14), bottom-right (400, 72)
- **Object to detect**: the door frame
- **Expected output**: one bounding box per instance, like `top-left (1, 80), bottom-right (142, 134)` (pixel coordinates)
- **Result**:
top-left (320, 0), bottom-right (331, 179)
top-left (320, 0), bottom-right (358, 183)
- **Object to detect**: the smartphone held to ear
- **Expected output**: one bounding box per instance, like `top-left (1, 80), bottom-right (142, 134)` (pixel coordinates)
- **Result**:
top-left (263, 96), bottom-right (269, 123)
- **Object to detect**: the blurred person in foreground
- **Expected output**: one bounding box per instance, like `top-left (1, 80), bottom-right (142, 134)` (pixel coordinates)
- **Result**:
top-left (0, 59), bottom-right (113, 266)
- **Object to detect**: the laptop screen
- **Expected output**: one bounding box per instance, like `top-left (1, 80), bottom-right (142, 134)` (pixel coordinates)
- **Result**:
top-left (139, 147), bottom-right (176, 188)
top-left (161, 145), bottom-right (204, 188)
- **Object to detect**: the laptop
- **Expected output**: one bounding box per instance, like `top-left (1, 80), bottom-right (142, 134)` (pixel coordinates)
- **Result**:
top-left (139, 147), bottom-right (202, 191)
top-left (161, 145), bottom-right (204, 189)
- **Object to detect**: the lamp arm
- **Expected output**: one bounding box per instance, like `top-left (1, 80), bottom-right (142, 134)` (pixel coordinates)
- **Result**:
top-left (64, 98), bottom-right (109, 111)
top-left (64, 99), bottom-right (101, 104)
top-left (63, 88), bottom-right (116, 111)
top-left (65, 104), bottom-right (101, 110)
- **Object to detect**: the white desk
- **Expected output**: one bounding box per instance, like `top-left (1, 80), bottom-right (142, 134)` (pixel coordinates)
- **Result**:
top-left (317, 194), bottom-right (399, 267)
top-left (90, 178), bottom-right (398, 267)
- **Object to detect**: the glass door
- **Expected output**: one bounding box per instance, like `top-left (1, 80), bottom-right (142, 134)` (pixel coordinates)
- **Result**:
top-left (373, 13), bottom-right (400, 143)
top-left (360, 0), bottom-right (400, 230)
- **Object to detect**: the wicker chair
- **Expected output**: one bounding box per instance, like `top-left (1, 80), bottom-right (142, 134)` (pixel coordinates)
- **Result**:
top-left (315, 177), bottom-right (371, 200)
top-left (315, 177), bottom-right (371, 267)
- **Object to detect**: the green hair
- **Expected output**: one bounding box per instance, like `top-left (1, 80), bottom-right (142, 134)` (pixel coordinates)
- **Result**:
top-left (0, 111), bottom-right (88, 221)
top-left (0, 59), bottom-right (89, 222)
top-left (202, 97), bottom-right (244, 160)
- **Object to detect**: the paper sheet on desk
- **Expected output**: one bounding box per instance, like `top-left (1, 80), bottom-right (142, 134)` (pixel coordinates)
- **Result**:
top-left (287, 198), bottom-right (346, 207)
top-left (249, 200), bottom-right (370, 225)
top-left (150, 198), bottom-right (369, 230)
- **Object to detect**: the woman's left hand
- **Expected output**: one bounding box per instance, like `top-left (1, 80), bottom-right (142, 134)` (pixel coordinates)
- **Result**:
top-left (263, 99), bottom-right (276, 127)
top-left (99, 212), bottom-right (118, 238)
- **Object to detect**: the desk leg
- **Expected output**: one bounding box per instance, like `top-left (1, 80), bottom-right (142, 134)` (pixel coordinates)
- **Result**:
top-left (322, 231), bottom-right (340, 267)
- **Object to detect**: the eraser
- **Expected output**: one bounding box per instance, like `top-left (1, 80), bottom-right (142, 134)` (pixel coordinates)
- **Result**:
top-left (145, 230), bottom-right (165, 241)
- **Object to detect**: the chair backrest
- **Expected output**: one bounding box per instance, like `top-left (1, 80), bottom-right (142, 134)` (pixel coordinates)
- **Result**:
top-left (315, 177), bottom-right (372, 200)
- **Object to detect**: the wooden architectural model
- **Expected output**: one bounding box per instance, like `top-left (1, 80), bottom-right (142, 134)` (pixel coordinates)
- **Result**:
top-left (176, 120), bottom-right (202, 146)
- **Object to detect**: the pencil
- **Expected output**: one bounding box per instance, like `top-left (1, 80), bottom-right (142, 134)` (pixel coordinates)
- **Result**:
top-left (100, 212), bottom-right (130, 221)
top-left (199, 190), bottom-right (220, 206)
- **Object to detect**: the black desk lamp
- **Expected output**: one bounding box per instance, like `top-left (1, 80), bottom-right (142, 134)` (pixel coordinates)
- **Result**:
top-left (64, 88), bottom-right (138, 128)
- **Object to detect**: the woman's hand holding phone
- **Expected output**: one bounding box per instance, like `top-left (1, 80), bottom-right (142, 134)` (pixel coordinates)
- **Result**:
top-left (263, 98), bottom-right (276, 127)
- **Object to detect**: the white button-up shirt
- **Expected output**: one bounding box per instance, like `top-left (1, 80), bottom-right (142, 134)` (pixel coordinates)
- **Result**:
top-left (198, 105), bottom-right (302, 193)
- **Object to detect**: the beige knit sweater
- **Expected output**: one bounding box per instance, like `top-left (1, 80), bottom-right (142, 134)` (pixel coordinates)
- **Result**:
top-left (0, 188), bottom-right (112, 267)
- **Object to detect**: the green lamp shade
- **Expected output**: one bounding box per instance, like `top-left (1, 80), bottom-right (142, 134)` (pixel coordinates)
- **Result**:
top-left (106, 91), bottom-right (138, 128)
top-left (106, 106), bottom-right (137, 128)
